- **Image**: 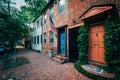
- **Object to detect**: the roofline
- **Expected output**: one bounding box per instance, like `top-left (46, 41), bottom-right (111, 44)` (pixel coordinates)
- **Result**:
top-left (33, 0), bottom-right (54, 22)
top-left (79, 4), bottom-right (116, 19)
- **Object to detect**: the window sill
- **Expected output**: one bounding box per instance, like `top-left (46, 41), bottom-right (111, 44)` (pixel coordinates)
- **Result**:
top-left (50, 43), bottom-right (54, 45)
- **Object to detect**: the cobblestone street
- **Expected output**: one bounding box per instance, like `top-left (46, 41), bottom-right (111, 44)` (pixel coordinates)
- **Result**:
top-left (0, 48), bottom-right (91, 80)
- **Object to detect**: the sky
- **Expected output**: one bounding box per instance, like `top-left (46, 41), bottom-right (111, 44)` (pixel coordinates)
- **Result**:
top-left (11, 0), bottom-right (26, 10)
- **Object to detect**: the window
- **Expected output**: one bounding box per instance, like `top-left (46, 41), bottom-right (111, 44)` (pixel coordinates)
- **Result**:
top-left (34, 36), bottom-right (36, 44)
top-left (58, 0), bottom-right (65, 14)
top-left (32, 37), bottom-right (34, 44)
top-left (31, 37), bottom-right (33, 44)
top-left (50, 31), bottom-right (54, 44)
top-left (33, 23), bottom-right (36, 31)
top-left (40, 16), bottom-right (43, 27)
top-left (37, 20), bottom-right (39, 28)
top-left (44, 33), bottom-right (46, 44)
top-left (44, 14), bottom-right (46, 24)
top-left (37, 36), bottom-right (39, 44)
top-left (50, 6), bottom-right (54, 19)
top-left (41, 35), bottom-right (42, 44)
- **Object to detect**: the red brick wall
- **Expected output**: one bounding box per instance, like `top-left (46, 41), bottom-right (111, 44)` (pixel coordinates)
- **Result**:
top-left (54, 0), bottom-right (69, 27)
top-left (67, 0), bottom-right (120, 27)
top-left (42, 1), bottom-right (69, 53)
top-left (42, 0), bottom-right (120, 53)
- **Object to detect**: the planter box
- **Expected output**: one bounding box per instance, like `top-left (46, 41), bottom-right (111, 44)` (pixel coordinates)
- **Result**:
top-left (49, 50), bottom-right (54, 58)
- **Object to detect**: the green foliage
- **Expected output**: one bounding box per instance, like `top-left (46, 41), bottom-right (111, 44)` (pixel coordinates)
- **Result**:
top-left (104, 13), bottom-right (120, 73)
top-left (76, 9), bottom-right (120, 78)
top-left (77, 24), bottom-right (89, 64)
top-left (0, 1), bottom-right (29, 48)
top-left (21, 0), bottom-right (46, 23)
top-left (74, 61), bottom-right (115, 80)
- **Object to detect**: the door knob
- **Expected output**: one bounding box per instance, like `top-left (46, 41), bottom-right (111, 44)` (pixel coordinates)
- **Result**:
top-left (94, 44), bottom-right (96, 46)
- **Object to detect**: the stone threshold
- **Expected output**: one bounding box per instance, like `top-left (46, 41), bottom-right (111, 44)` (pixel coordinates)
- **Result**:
top-left (81, 64), bottom-right (115, 78)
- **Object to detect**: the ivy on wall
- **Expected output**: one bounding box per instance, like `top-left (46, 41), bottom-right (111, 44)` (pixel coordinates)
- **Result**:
top-left (76, 9), bottom-right (120, 77)
top-left (104, 12), bottom-right (120, 73)
top-left (77, 24), bottom-right (89, 64)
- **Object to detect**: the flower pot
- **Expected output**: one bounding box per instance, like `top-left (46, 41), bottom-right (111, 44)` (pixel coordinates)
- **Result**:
top-left (49, 50), bottom-right (54, 58)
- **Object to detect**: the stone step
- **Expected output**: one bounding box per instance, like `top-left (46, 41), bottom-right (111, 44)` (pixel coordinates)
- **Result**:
top-left (54, 55), bottom-right (67, 60)
top-left (52, 57), bottom-right (63, 64)
top-left (51, 55), bottom-right (68, 64)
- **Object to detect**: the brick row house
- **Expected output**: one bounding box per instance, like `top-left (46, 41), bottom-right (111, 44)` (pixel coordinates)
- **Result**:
top-left (31, 0), bottom-right (120, 64)
top-left (31, 16), bottom-right (42, 51)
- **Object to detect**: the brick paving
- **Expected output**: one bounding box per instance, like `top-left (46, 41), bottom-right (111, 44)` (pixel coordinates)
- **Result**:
top-left (0, 48), bottom-right (91, 80)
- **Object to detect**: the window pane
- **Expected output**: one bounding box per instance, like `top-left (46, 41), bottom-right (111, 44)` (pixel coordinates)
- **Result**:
top-left (32, 37), bottom-right (34, 44)
top-left (40, 17), bottom-right (43, 27)
top-left (50, 31), bottom-right (54, 43)
top-left (34, 36), bottom-right (36, 44)
top-left (41, 35), bottom-right (42, 44)
top-left (59, 0), bottom-right (65, 13)
top-left (60, 0), bottom-right (65, 6)
top-left (31, 37), bottom-right (33, 43)
top-left (60, 5), bottom-right (65, 13)
top-left (50, 7), bottom-right (54, 19)
top-left (37, 36), bottom-right (39, 44)
top-left (37, 20), bottom-right (39, 28)
top-left (44, 14), bottom-right (46, 24)
top-left (44, 33), bottom-right (46, 43)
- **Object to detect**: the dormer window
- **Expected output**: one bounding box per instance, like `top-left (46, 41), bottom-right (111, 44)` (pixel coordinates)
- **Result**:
top-left (58, 0), bottom-right (66, 14)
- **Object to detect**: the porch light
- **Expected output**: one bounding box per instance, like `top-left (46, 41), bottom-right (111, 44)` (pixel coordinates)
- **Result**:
top-left (72, 19), bottom-right (76, 24)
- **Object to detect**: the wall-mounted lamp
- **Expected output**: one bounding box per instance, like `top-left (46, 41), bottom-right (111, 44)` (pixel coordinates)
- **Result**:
top-left (72, 19), bottom-right (76, 24)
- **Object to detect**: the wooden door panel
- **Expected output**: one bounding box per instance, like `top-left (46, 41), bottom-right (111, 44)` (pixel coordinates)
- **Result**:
top-left (89, 32), bottom-right (97, 45)
top-left (98, 25), bottom-right (104, 31)
top-left (59, 31), bottom-right (65, 54)
top-left (89, 26), bottom-right (97, 61)
top-left (98, 47), bottom-right (104, 59)
top-left (89, 47), bottom-right (97, 60)
top-left (98, 31), bottom-right (104, 47)
top-left (89, 25), bottom-right (105, 63)
top-left (98, 31), bottom-right (104, 42)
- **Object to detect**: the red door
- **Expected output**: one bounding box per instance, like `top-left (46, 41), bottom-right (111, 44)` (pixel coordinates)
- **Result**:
top-left (88, 25), bottom-right (105, 63)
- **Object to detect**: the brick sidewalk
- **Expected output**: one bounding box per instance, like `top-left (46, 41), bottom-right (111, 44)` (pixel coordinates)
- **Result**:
top-left (0, 48), bottom-right (91, 80)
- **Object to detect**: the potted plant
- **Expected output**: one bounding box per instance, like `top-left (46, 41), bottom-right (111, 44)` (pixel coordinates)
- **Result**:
top-left (49, 47), bottom-right (54, 58)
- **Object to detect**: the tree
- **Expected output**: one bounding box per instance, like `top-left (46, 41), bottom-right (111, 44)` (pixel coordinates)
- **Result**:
top-left (21, 0), bottom-right (46, 23)
top-left (0, 1), bottom-right (29, 49)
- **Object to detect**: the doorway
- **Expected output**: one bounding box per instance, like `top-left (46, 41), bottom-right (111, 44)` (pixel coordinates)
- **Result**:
top-left (88, 25), bottom-right (105, 63)
top-left (59, 28), bottom-right (66, 55)
top-left (69, 27), bottom-right (79, 62)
